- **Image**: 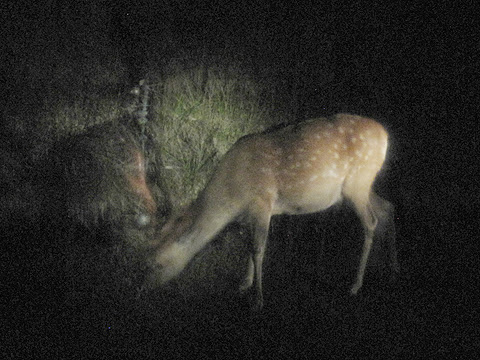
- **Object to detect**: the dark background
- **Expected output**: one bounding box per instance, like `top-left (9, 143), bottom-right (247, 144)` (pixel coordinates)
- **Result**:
top-left (1, 0), bottom-right (477, 358)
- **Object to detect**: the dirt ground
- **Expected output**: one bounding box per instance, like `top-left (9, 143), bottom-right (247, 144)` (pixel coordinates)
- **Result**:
top-left (3, 205), bottom-right (476, 359)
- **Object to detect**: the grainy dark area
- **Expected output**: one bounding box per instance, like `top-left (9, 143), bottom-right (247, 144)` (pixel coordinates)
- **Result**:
top-left (3, 206), bottom-right (477, 358)
top-left (1, 1), bottom-right (477, 358)
top-left (2, 212), bottom-right (479, 359)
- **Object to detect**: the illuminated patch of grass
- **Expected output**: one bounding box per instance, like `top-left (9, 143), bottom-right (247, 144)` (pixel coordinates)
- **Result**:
top-left (149, 58), bottom-right (275, 208)
top-left (2, 52), bottom-right (282, 307)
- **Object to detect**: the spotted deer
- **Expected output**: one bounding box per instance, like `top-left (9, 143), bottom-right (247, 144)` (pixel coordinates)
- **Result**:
top-left (123, 139), bottom-right (157, 226)
top-left (152, 113), bottom-right (399, 309)
top-left (48, 80), bottom-right (158, 229)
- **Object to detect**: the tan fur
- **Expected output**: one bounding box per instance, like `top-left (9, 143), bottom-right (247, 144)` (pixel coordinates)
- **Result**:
top-left (152, 114), bottom-right (399, 309)
top-left (125, 147), bottom-right (157, 223)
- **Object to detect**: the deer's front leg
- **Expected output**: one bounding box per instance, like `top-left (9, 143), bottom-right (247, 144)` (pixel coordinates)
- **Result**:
top-left (239, 255), bottom-right (254, 292)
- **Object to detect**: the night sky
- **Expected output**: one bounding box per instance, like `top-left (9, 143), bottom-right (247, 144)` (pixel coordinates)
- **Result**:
top-left (1, 0), bottom-right (477, 357)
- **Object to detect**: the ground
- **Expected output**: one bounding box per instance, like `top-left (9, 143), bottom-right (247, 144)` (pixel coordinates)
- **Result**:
top-left (3, 205), bottom-right (476, 359)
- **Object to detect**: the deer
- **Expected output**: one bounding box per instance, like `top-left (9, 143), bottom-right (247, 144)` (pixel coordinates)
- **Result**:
top-left (151, 113), bottom-right (399, 310)
top-left (47, 80), bottom-right (158, 229)
top-left (122, 136), bottom-right (157, 227)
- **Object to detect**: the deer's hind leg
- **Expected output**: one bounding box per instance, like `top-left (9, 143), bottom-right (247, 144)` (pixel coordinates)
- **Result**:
top-left (342, 171), bottom-right (380, 295)
top-left (350, 197), bottom-right (378, 295)
top-left (370, 192), bottom-right (400, 276)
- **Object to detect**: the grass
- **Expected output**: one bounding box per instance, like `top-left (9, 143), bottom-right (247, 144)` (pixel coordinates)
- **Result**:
top-left (2, 52), bottom-right (280, 312)
top-left (143, 57), bottom-right (278, 298)
top-left (149, 58), bottom-right (275, 208)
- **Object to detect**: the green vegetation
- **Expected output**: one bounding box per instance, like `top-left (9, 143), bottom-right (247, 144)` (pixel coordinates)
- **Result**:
top-left (150, 59), bottom-right (275, 208)
top-left (144, 58), bottom-right (278, 297)
top-left (2, 52), bottom-right (282, 305)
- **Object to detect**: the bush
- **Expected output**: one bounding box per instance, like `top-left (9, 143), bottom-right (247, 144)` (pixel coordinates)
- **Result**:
top-left (2, 53), bottom-right (279, 311)
top-left (143, 56), bottom-right (278, 299)
top-left (149, 56), bottom-right (275, 208)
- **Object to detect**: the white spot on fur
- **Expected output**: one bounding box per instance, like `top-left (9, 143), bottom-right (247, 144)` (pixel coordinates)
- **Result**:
top-left (322, 169), bottom-right (338, 178)
top-left (137, 214), bottom-right (151, 227)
